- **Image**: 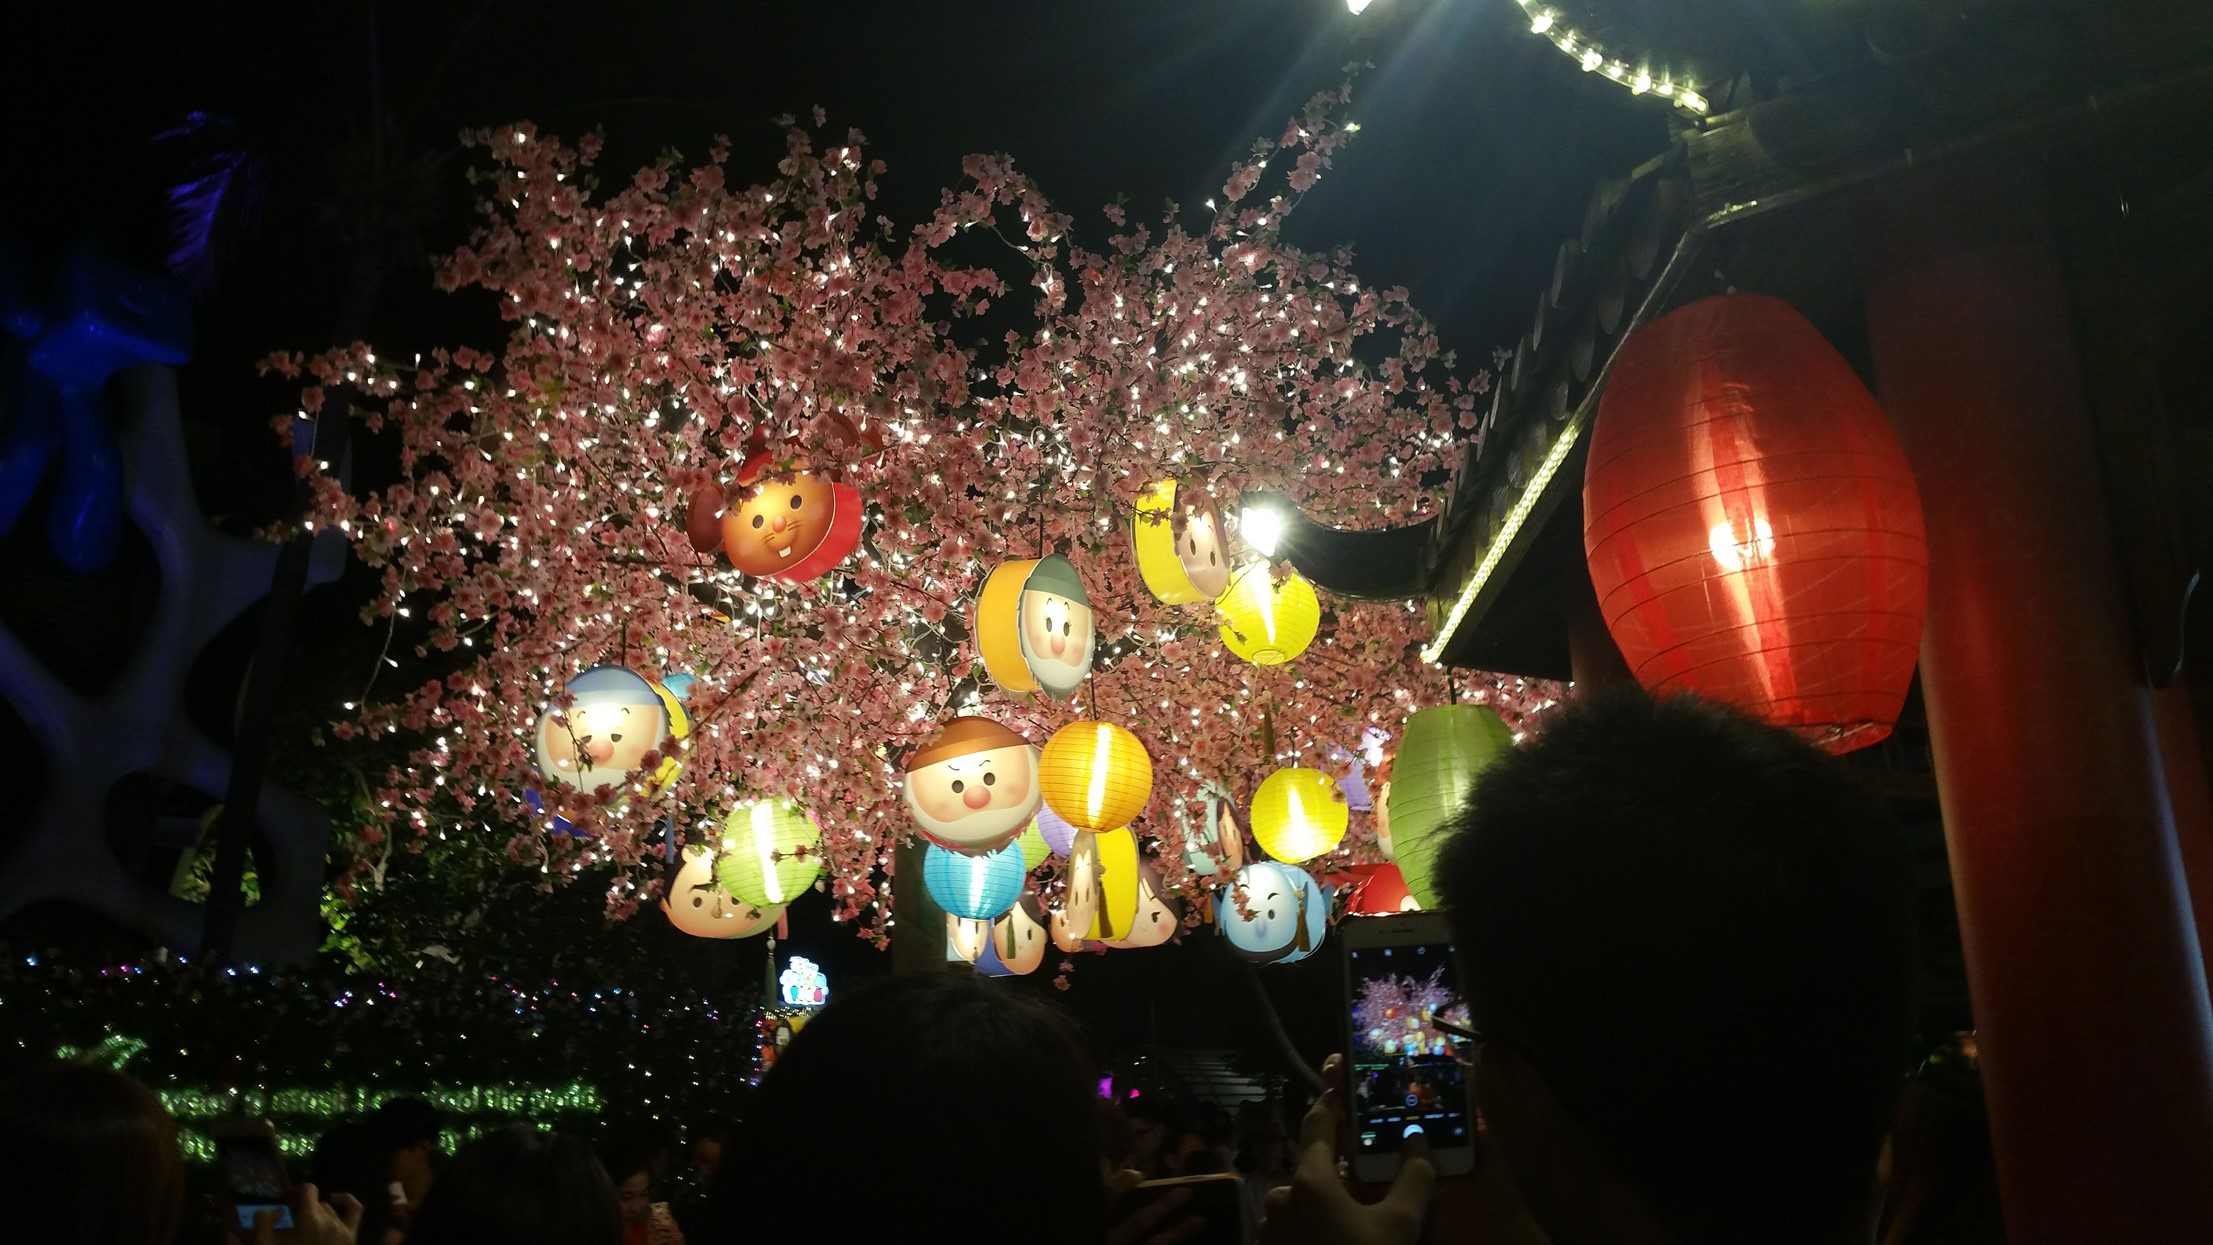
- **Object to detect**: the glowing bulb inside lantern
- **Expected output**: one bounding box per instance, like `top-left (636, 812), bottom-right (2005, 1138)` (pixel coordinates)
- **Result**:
top-left (752, 801), bottom-right (785, 904)
top-left (1346, 0), bottom-right (1375, 13)
top-left (1707, 517), bottom-right (1777, 572)
top-left (1087, 724), bottom-right (1112, 824)
top-left (1242, 504), bottom-right (1285, 558)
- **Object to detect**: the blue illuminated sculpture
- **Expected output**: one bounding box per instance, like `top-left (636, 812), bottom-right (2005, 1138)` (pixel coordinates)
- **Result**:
top-left (0, 242), bottom-right (194, 572)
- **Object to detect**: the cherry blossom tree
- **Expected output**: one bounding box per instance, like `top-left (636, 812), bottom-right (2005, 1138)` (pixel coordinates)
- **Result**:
top-left (269, 86), bottom-right (1558, 943)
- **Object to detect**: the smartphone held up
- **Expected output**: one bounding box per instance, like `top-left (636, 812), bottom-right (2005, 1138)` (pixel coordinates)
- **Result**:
top-left (1340, 911), bottom-right (1477, 1183)
top-left (211, 1118), bottom-right (295, 1231)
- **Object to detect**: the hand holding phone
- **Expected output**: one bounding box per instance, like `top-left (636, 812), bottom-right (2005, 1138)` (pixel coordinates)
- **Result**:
top-left (1340, 912), bottom-right (1477, 1183)
top-left (1257, 1056), bottom-right (1435, 1245)
top-left (212, 1119), bottom-right (295, 1232)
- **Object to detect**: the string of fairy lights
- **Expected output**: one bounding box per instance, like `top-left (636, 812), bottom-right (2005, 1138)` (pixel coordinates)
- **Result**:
top-left (1347, 0), bottom-right (1713, 115)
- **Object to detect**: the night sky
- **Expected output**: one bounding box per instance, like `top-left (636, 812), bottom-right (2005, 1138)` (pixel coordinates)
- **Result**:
top-left (6, 0), bottom-right (1670, 1069)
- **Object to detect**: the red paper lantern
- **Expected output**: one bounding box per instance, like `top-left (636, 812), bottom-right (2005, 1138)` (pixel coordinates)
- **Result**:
top-left (1584, 294), bottom-right (1927, 753)
top-left (1339, 863), bottom-right (1417, 915)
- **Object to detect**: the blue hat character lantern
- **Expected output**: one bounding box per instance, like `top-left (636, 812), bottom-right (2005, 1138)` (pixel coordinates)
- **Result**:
top-left (1216, 861), bottom-right (1330, 966)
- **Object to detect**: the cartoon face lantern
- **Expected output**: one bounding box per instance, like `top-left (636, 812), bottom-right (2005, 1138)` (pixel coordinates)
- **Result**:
top-left (660, 846), bottom-right (783, 939)
top-left (1217, 861), bottom-right (1331, 966)
top-left (720, 470), bottom-right (864, 584)
top-left (977, 892), bottom-right (1048, 976)
top-left (947, 914), bottom-right (993, 964)
top-left (1182, 780), bottom-right (1248, 880)
top-left (534, 666), bottom-right (682, 795)
top-left (1133, 479), bottom-right (1233, 604)
top-left (903, 717), bottom-right (1043, 853)
top-left (974, 554), bottom-right (1096, 700)
top-left (1065, 827), bottom-right (1141, 943)
top-left (1104, 865), bottom-right (1183, 950)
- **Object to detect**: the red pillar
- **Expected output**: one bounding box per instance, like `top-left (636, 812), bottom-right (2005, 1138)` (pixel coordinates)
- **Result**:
top-left (1856, 164), bottom-right (2213, 1242)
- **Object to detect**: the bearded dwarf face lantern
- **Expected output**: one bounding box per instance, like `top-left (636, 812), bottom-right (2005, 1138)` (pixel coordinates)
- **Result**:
top-left (974, 554), bottom-right (1096, 700)
top-left (903, 717), bottom-right (1043, 854)
top-left (720, 469), bottom-right (864, 584)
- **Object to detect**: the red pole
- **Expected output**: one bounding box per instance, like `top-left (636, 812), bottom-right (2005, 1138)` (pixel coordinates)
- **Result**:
top-left (1856, 163), bottom-right (2213, 1242)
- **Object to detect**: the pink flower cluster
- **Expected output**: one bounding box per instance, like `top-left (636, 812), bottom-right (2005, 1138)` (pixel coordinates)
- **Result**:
top-left (267, 86), bottom-right (1560, 943)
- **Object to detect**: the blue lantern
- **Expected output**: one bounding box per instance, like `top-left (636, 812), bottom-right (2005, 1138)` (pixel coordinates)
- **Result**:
top-left (1216, 861), bottom-right (1330, 966)
top-left (923, 840), bottom-right (1026, 920)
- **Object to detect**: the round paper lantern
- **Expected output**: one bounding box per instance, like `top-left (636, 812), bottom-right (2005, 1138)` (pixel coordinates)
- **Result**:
top-left (1034, 804), bottom-right (1078, 858)
top-left (1250, 767), bottom-right (1349, 864)
top-left (715, 799), bottom-right (821, 908)
top-left (1133, 479), bottom-right (1233, 604)
top-left (1015, 820), bottom-right (1051, 872)
top-left (1064, 827), bottom-right (1141, 942)
top-left (1040, 721), bottom-right (1154, 832)
top-left (1216, 861), bottom-right (1329, 965)
top-left (974, 553), bottom-right (1097, 700)
top-left (923, 840), bottom-right (1027, 920)
top-left (1104, 864), bottom-right (1183, 949)
top-left (534, 666), bottom-right (677, 794)
top-left (977, 892), bottom-right (1048, 976)
top-left (721, 469), bottom-right (864, 584)
top-left (1342, 863), bottom-right (1418, 916)
top-left (1387, 705), bottom-right (1514, 908)
top-left (661, 846), bottom-right (784, 939)
top-left (1584, 293), bottom-right (1928, 754)
top-left (903, 717), bottom-right (1042, 853)
top-left (1217, 564), bottom-right (1320, 665)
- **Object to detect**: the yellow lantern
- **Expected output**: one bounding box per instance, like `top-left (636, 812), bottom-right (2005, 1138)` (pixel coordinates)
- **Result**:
top-left (1065, 827), bottom-right (1141, 942)
top-left (973, 553), bottom-right (1096, 700)
top-left (1217, 564), bottom-right (1320, 665)
top-left (1040, 721), bottom-right (1154, 832)
top-left (1249, 767), bottom-right (1349, 864)
top-left (1133, 480), bottom-right (1234, 605)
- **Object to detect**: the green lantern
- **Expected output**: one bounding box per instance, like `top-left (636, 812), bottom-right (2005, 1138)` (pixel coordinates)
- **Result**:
top-left (1387, 705), bottom-right (1514, 907)
top-left (1015, 819), bottom-right (1051, 873)
top-left (715, 799), bottom-right (822, 908)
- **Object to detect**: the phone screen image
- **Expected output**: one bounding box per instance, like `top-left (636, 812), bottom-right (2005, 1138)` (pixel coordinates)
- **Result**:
top-left (1347, 941), bottom-right (1473, 1158)
top-left (215, 1135), bottom-right (295, 1230)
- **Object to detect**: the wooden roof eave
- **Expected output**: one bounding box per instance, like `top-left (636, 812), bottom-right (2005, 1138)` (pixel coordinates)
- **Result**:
top-left (1420, 52), bottom-right (2213, 675)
